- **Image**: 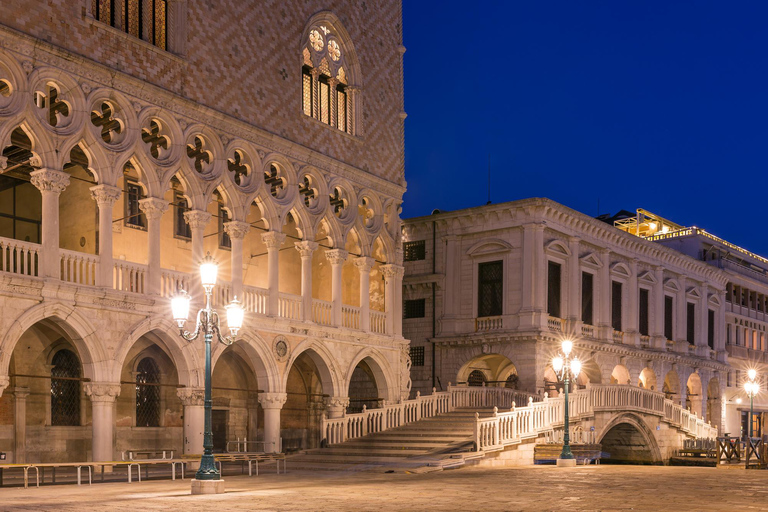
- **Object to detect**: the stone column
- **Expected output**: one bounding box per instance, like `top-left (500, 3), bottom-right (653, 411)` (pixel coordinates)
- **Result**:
top-left (138, 197), bottom-right (169, 296)
top-left (258, 393), bottom-right (287, 453)
top-left (328, 78), bottom-right (338, 128)
top-left (346, 86), bottom-right (358, 135)
top-left (626, 259), bottom-right (639, 346)
top-left (676, 276), bottom-right (688, 343)
top-left (89, 185), bottom-right (121, 288)
top-left (223, 221), bottom-right (250, 299)
top-left (324, 396), bottom-right (350, 419)
top-left (84, 382), bottom-right (121, 462)
top-left (13, 387), bottom-right (29, 463)
top-left (381, 264), bottom-right (404, 336)
top-left (718, 290), bottom-right (727, 352)
top-left (443, 235), bottom-right (460, 318)
top-left (310, 69), bottom-right (321, 120)
top-left (393, 265), bottom-right (405, 336)
top-left (326, 249), bottom-right (348, 327)
top-left (184, 210), bottom-right (212, 302)
top-left (355, 257), bottom-right (375, 332)
top-left (698, 284), bottom-right (709, 348)
top-left (532, 224), bottom-right (546, 312)
top-left (262, 231), bottom-right (286, 316)
top-left (177, 387), bottom-right (205, 456)
top-left (295, 241), bottom-right (318, 322)
top-left (30, 168), bottom-right (70, 278)
top-left (598, 249), bottom-right (612, 338)
top-left (567, 237), bottom-right (581, 326)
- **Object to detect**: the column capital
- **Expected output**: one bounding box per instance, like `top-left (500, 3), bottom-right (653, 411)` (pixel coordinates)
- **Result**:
top-left (138, 197), bottom-right (169, 220)
top-left (13, 386), bottom-right (30, 400)
top-left (381, 263), bottom-right (404, 278)
top-left (261, 231), bottom-right (287, 249)
top-left (84, 382), bottom-right (121, 403)
top-left (323, 396), bottom-right (350, 409)
top-left (353, 256), bottom-right (375, 272)
top-left (183, 209), bottom-right (212, 229)
top-left (0, 376), bottom-right (8, 398)
top-left (0, 155), bottom-right (7, 169)
top-left (223, 220), bottom-right (250, 240)
top-left (295, 240), bottom-right (319, 258)
top-left (177, 387), bottom-right (205, 407)
top-left (258, 392), bottom-right (288, 409)
top-left (325, 248), bottom-right (348, 266)
top-left (89, 184), bottom-right (122, 207)
top-left (30, 168), bottom-right (70, 194)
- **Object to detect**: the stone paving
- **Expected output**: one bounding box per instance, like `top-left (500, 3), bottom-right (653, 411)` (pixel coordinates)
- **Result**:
top-left (0, 465), bottom-right (764, 511)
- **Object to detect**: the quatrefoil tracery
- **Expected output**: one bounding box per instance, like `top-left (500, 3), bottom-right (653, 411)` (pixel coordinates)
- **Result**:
top-left (187, 135), bottom-right (212, 174)
top-left (34, 84), bottom-right (70, 127)
top-left (90, 102), bottom-right (123, 143)
top-left (227, 150), bottom-right (250, 186)
top-left (141, 120), bottom-right (169, 160)
top-left (264, 164), bottom-right (285, 197)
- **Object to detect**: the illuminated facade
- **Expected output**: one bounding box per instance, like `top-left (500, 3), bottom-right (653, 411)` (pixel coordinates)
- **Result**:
top-left (0, 0), bottom-right (407, 463)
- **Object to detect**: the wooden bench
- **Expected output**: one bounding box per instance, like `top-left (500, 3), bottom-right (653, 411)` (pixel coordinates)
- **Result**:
top-left (0, 462), bottom-right (98, 488)
top-left (122, 450), bottom-right (175, 461)
top-left (207, 453), bottom-right (287, 476)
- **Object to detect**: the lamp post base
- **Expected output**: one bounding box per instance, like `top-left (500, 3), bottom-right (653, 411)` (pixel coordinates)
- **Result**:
top-left (556, 458), bottom-right (577, 467)
top-left (191, 479), bottom-right (225, 495)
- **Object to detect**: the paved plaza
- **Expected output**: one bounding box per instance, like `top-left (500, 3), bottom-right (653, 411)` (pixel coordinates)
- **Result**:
top-left (0, 465), bottom-right (764, 511)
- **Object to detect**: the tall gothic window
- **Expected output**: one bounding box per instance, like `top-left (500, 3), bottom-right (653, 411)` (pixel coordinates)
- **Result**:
top-left (478, 261), bottom-right (503, 317)
top-left (51, 349), bottom-right (81, 426)
top-left (136, 357), bottom-right (161, 427)
top-left (92, 0), bottom-right (168, 50)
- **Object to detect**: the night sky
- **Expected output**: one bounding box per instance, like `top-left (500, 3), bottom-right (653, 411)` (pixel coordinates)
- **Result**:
top-left (402, 1), bottom-right (768, 256)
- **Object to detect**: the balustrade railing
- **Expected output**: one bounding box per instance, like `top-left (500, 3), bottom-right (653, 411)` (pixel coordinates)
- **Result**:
top-left (548, 316), bottom-right (564, 332)
top-left (476, 316), bottom-right (503, 331)
top-left (613, 330), bottom-right (624, 344)
top-left (312, 299), bottom-right (333, 326)
top-left (0, 237), bottom-right (40, 277)
top-left (210, 280), bottom-right (232, 307)
top-left (370, 310), bottom-right (387, 334)
top-left (342, 305), bottom-right (360, 330)
top-left (242, 285), bottom-right (268, 315)
top-left (113, 261), bottom-right (146, 294)
top-left (160, 269), bottom-right (190, 298)
top-left (60, 249), bottom-right (98, 286)
top-left (581, 324), bottom-right (595, 338)
top-left (279, 292), bottom-right (302, 320)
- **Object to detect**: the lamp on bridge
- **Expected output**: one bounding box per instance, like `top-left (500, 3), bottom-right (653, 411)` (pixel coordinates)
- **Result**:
top-left (552, 339), bottom-right (582, 467)
top-left (171, 252), bottom-right (245, 494)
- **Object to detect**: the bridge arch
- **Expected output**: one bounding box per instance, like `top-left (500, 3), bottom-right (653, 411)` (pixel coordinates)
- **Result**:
top-left (598, 413), bottom-right (663, 464)
top-left (638, 367), bottom-right (657, 391)
top-left (457, 353), bottom-right (519, 388)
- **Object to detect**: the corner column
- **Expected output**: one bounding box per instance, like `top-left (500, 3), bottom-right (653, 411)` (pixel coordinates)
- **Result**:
top-left (262, 231), bottom-right (286, 317)
top-left (177, 387), bottom-right (205, 456)
top-left (295, 241), bottom-right (318, 322)
top-left (84, 382), bottom-right (121, 462)
top-left (184, 210), bottom-right (212, 302)
top-left (355, 257), bottom-right (375, 332)
top-left (30, 168), bottom-right (70, 278)
top-left (223, 221), bottom-right (250, 299)
top-left (138, 197), bottom-right (169, 296)
top-left (89, 185), bottom-right (122, 288)
top-left (13, 387), bottom-right (29, 463)
top-left (258, 393), bottom-right (287, 453)
top-left (326, 249), bottom-right (348, 327)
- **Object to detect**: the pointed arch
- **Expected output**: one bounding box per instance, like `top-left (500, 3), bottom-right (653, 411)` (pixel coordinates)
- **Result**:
top-left (344, 347), bottom-right (397, 403)
top-left (284, 339), bottom-right (342, 396)
top-left (211, 330), bottom-right (280, 394)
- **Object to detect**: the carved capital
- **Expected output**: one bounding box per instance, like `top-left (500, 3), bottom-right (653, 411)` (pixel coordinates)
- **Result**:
top-left (177, 387), bottom-right (205, 407)
top-left (261, 231), bottom-right (286, 249)
top-left (13, 386), bottom-right (30, 400)
top-left (0, 156), bottom-right (7, 170)
top-left (84, 382), bottom-right (121, 403)
top-left (294, 240), bottom-right (319, 259)
top-left (325, 248), bottom-right (348, 266)
top-left (30, 168), bottom-right (70, 195)
top-left (183, 209), bottom-right (212, 230)
top-left (89, 184), bottom-right (122, 208)
top-left (324, 396), bottom-right (350, 409)
top-left (138, 197), bottom-right (169, 220)
top-left (353, 256), bottom-right (375, 273)
top-left (381, 264), bottom-right (404, 279)
top-left (223, 221), bottom-right (250, 240)
top-left (258, 392), bottom-right (288, 409)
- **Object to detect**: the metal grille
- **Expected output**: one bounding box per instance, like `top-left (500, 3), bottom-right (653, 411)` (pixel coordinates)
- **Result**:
top-left (409, 346), bottom-right (425, 367)
top-left (467, 370), bottom-right (487, 387)
top-left (302, 68), bottom-right (313, 117)
top-left (319, 79), bottom-right (330, 125)
top-left (403, 240), bottom-right (426, 261)
top-left (51, 349), bottom-right (81, 426)
top-left (505, 374), bottom-right (519, 389)
top-left (337, 87), bottom-right (347, 131)
top-left (136, 357), bottom-right (161, 427)
top-left (478, 260), bottom-right (503, 317)
top-left (154, 0), bottom-right (167, 50)
top-left (404, 299), bottom-right (426, 319)
top-left (127, 0), bottom-right (141, 37)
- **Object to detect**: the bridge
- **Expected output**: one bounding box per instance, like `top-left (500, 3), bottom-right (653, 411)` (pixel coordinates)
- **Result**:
top-left (313, 384), bottom-right (716, 469)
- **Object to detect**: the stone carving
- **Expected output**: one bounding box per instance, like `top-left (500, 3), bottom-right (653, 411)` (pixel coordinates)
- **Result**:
top-left (274, 335), bottom-right (289, 362)
top-left (325, 248), bottom-right (348, 266)
top-left (258, 392), bottom-right (288, 409)
top-left (177, 387), bottom-right (205, 407)
top-left (400, 344), bottom-right (412, 400)
top-left (323, 396), bottom-right (349, 409)
top-left (261, 231), bottom-right (287, 249)
top-left (89, 184), bottom-right (122, 208)
top-left (294, 240), bottom-right (318, 258)
top-left (183, 210), bottom-right (212, 230)
top-left (138, 197), bottom-right (169, 220)
top-left (84, 382), bottom-right (122, 402)
top-left (30, 169), bottom-right (70, 194)
top-left (223, 221), bottom-right (250, 240)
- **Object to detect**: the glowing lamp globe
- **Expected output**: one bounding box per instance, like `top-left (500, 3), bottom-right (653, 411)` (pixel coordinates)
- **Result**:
top-left (571, 358), bottom-right (582, 378)
top-left (225, 297), bottom-right (245, 337)
top-left (171, 290), bottom-right (191, 328)
top-left (552, 356), bottom-right (564, 373)
top-left (748, 369), bottom-right (757, 381)
top-left (199, 253), bottom-right (219, 291)
top-left (561, 340), bottom-right (573, 356)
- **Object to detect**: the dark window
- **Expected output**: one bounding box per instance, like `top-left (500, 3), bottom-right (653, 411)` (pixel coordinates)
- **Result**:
top-left (664, 296), bottom-right (674, 340)
top-left (409, 346), bottom-right (425, 367)
top-left (404, 299), bottom-right (426, 319)
top-left (467, 370), bottom-right (486, 387)
top-left (726, 284), bottom-right (732, 303)
top-left (581, 272), bottom-right (594, 325)
top-left (174, 190), bottom-right (191, 239)
top-left (686, 302), bottom-right (696, 344)
top-left (727, 324), bottom-right (731, 345)
top-left (218, 204), bottom-right (231, 249)
top-left (478, 261), bottom-right (503, 317)
top-left (547, 261), bottom-right (562, 318)
top-left (639, 289), bottom-right (650, 336)
top-left (93, 0), bottom-right (167, 50)
top-left (51, 349), bottom-right (81, 426)
top-left (708, 310), bottom-right (715, 349)
top-left (404, 240), bottom-right (426, 261)
top-left (611, 281), bottom-right (623, 331)
top-left (136, 357), bottom-right (161, 427)
top-left (505, 374), bottom-right (519, 389)
top-left (0, 175), bottom-right (41, 243)
top-left (124, 179), bottom-right (146, 229)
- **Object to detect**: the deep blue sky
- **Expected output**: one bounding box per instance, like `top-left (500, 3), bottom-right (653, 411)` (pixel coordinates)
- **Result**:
top-left (402, 1), bottom-right (768, 256)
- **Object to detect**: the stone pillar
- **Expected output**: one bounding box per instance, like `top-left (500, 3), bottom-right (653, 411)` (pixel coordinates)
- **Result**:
top-left (698, 284), bottom-right (709, 348)
top-left (718, 290), bottom-right (727, 352)
top-left (13, 387), bottom-right (29, 463)
top-left (183, 210), bottom-right (212, 302)
top-left (532, 224), bottom-right (546, 312)
top-left (677, 276), bottom-right (688, 343)
top-left (598, 249), bottom-right (612, 337)
top-left (310, 69), bottom-right (320, 120)
top-left (138, 197), bottom-right (169, 296)
top-left (393, 265), bottom-right (404, 337)
top-left (224, 221), bottom-right (250, 299)
top-left (443, 235), bottom-right (460, 318)
top-left (295, 241), bottom-right (318, 322)
top-left (262, 231), bottom-right (286, 316)
top-left (89, 185), bottom-right (121, 288)
top-left (567, 237), bottom-right (580, 323)
top-left (355, 257), bottom-right (375, 332)
top-left (247, 392), bottom-right (260, 445)
top-left (177, 387), bottom-right (205, 456)
top-left (258, 393), bottom-right (287, 453)
top-left (30, 168), bottom-right (70, 278)
top-left (84, 382), bottom-right (121, 462)
top-left (381, 264), bottom-right (404, 336)
top-left (324, 396), bottom-right (350, 419)
top-left (328, 77), bottom-right (338, 128)
top-left (346, 86), bottom-right (358, 135)
top-left (326, 249), bottom-right (348, 327)
top-left (652, 266), bottom-right (665, 338)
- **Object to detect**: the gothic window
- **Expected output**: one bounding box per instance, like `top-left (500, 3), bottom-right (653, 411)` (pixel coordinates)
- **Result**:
top-left (219, 204), bottom-right (231, 249)
top-left (478, 261), bottom-right (503, 318)
top-left (135, 357), bottom-right (161, 427)
top-left (173, 189), bottom-right (191, 240)
top-left (51, 349), bottom-right (81, 426)
top-left (124, 171), bottom-right (147, 230)
top-left (92, 0), bottom-right (168, 50)
top-left (467, 370), bottom-right (487, 387)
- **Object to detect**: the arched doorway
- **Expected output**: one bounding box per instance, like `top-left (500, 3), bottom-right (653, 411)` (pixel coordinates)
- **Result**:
top-left (283, 349), bottom-right (334, 452)
top-left (211, 344), bottom-right (260, 453)
top-left (599, 416), bottom-right (661, 465)
top-left (347, 355), bottom-right (390, 414)
top-left (457, 354), bottom-right (518, 388)
top-left (610, 365), bottom-right (631, 385)
top-left (686, 373), bottom-right (703, 417)
top-left (638, 368), bottom-right (657, 390)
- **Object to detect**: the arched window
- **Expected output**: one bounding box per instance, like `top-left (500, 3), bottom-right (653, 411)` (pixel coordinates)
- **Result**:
top-left (136, 357), bottom-right (161, 427)
top-left (301, 21), bottom-right (358, 135)
top-left (51, 349), bottom-right (81, 426)
top-left (467, 370), bottom-right (487, 387)
top-left (505, 374), bottom-right (519, 389)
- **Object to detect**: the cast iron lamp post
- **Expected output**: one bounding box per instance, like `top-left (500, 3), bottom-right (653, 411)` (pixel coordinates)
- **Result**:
top-left (744, 369), bottom-right (759, 441)
top-left (552, 339), bottom-right (582, 467)
top-left (171, 253), bottom-right (244, 486)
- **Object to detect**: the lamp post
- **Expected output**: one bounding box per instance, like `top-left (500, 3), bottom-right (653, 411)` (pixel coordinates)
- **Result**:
top-left (744, 369), bottom-right (759, 467)
top-left (171, 253), bottom-right (244, 494)
top-left (552, 339), bottom-right (582, 468)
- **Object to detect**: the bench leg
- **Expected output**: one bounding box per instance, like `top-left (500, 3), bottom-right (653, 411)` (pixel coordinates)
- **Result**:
top-left (77, 467), bottom-right (81, 486)
top-left (172, 463), bottom-right (176, 481)
top-left (23, 468), bottom-right (28, 489)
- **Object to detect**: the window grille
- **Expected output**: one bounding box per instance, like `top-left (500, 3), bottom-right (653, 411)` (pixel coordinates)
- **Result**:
top-left (505, 374), bottom-right (519, 389)
top-left (51, 349), bottom-right (81, 426)
top-left (409, 346), bottom-right (425, 367)
top-left (174, 190), bottom-right (191, 239)
top-left (125, 179), bottom-right (147, 229)
top-left (92, 0), bottom-right (168, 50)
top-left (478, 261), bottom-right (503, 317)
top-left (404, 299), bottom-right (426, 319)
top-left (136, 357), bottom-right (161, 427)
top-left (467, 370), bottom-right (486, 387)
top-left (302, 67), bottom-right (313, 117)
top-left (403, 240), bottom-right (426, 262)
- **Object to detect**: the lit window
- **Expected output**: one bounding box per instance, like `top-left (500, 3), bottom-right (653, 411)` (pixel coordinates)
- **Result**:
top-left (404, 241), bottom-right (426, 261)
top-left (92, 0), bottom-right (168, 50)
top-left (219, 204), bottom-right (231, 249)
top-left (124, 178), bottom-right (146, 230)
top-left (478, 261), bottom-right (503, 317)
top-left (174, 190), bottom-right (191, 240)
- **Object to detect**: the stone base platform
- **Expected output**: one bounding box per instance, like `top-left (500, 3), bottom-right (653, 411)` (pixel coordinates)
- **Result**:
top-left (191, 479), bottom-right (225, 494)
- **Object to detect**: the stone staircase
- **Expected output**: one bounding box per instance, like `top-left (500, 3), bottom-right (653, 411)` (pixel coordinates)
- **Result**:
top-left (288, 408), bottom-right (496, 472)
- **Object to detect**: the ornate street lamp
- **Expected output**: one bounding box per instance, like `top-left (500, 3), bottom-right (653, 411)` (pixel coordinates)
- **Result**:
top-left (552, 339), bottom-right (582, 467)
top-left (744, 369), bottom-right (759, 439)
top-left (171, 253), bottom-right (244, 492)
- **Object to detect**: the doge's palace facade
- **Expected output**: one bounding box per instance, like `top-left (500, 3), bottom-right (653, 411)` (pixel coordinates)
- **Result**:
top-left (0, 0), bottom-right (407, 463)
